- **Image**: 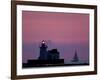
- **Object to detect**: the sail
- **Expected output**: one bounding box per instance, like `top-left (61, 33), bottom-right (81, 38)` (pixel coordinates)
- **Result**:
top-left (72, 50), bottom-right (79, 62)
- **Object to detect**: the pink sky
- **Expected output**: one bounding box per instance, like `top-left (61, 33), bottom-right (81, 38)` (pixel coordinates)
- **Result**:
top-left (22, 11), bottom-right (89, 44)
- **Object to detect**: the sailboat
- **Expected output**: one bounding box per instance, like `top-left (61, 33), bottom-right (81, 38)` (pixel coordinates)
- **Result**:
top-left (72, 50), bottom-right (79, 62)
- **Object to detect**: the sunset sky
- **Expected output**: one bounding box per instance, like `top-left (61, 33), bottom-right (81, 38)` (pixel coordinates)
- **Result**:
top-left (22, 11), bottom-right (89, 63)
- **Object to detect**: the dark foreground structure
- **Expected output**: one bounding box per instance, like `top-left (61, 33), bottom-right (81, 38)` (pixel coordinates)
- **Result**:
top-left (23, 60), bottom-right (89, 68)
top-left (23, 59), bottom-right (64, 67)
top-left (23, 41), bottom-right (64, 68)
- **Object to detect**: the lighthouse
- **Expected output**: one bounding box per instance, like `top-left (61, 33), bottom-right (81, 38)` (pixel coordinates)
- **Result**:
top-left (23, 40), bottom-right (64, 68)
top-left (38, 40), bottom-right (48, 60)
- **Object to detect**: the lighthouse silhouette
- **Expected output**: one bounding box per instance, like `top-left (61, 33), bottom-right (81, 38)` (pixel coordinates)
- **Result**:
top-left (38, 40), bottom-right (48, 60)
top-left (38, 40), bottom-right (60, 60)
top-left (22, 40), bottom-right (64, 68)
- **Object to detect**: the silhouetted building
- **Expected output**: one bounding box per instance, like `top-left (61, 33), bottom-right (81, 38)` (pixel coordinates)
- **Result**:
top-left (23, 40), bottom-right (64, 68)
top-left (48, 49), bottom-right (59, 60)
top-left (38, 40), bottom-right (60, 60)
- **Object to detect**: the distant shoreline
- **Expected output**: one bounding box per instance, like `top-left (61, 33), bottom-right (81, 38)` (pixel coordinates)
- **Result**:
top-left (22, 62), bottom-right (89, 68)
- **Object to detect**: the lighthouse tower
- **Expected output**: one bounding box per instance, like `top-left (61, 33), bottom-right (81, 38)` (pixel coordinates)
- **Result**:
top-left (38, 40), bottom-right (48, 60)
